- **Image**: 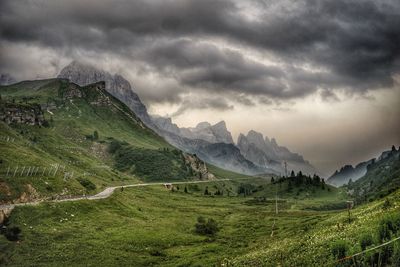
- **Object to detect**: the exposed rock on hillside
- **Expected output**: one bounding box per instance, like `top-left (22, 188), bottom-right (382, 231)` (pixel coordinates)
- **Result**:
top-left (184, 153), bottom-right (215, 180)
top-left (0, 100), bottom-right (47, 126)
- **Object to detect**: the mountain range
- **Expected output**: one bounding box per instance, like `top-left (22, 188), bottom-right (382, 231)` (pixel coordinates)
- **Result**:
top-left (0, 74), bottom-right (16, 86)
top-left (56, 61), bottom-right (316, 175)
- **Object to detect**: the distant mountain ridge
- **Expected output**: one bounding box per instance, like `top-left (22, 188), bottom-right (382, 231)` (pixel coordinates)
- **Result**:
top-left (327, 147), bottom-right (400, 187)
top-left (57, 62), bottom-right (263, 175)
top-left (56, 61), bottom-right (316, 176)
top-left (347, 147), bottom-right (400, 202)
top-left (0, 74), bottom-right (17, 86)
top-left (152, 117), bottom-right (234, 144)
top-left (327, 160), bottom-right (375, 187)
top-left (237, 130), bottom-right (316, 175)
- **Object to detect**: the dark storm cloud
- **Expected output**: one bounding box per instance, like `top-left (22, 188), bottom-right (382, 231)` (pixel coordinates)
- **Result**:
top-left (0, 0), bottom-right (400, 102)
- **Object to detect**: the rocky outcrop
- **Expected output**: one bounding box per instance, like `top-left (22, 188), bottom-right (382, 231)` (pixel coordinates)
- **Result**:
top-left (58, 61), bottom-right (156, 129)
top-left (184, 154), bottom-right (215, 180)
top-left (0, 100), bottom-right (47, 126)
top-left (0, 208), bottom-right (13, 224)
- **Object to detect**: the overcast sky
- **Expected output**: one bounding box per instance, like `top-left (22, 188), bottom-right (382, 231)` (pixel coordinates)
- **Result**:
top-left (1, 0), bottom-right (399, 176)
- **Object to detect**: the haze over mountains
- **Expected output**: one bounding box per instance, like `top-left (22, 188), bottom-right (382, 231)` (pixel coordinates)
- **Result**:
top-left (327, 147), bottom-right (400, 187)
top-left (57, 61), bottom-right (316, 176)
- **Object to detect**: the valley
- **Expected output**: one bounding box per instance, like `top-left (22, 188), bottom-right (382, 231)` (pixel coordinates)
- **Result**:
top-left (0, 70), bottom-right (399, 267)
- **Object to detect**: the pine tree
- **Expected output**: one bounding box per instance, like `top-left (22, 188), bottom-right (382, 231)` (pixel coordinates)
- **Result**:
top-left (93, 130), bottom-right (99, 140)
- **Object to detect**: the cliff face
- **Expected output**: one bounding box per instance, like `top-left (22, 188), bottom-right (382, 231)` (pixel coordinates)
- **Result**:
top-left (0, 101), bottom-right (47, 126)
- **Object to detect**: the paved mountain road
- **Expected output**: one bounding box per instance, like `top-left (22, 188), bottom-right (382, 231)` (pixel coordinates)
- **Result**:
top-left (0, 178), bottom-right (234, 211)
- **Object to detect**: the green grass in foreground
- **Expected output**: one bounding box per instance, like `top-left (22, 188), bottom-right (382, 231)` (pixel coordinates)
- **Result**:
top-left (2, 182), bottom-right (399, 266)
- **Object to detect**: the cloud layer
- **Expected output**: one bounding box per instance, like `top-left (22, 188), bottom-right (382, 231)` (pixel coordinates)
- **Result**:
top-left (1, 0), bottom-right (399, 107)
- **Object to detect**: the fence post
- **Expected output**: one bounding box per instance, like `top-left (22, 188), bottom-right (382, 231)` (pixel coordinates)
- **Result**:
top-left (20, 166), bottom-right (26, 176)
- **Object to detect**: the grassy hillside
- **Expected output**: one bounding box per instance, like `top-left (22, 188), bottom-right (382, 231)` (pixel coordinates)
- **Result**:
top-left (348, 150), bottom-right (400, 203)
top-left (1, 181), bottom-right (398, 266)
top-left (0, 79), bottom-right (213, 203)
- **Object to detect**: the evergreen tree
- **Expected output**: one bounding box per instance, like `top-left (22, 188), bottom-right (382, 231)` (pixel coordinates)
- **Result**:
top-left (392, 145), bottom-right (397, 152)
top-left (290, 170), bottom-right (295, 177)
top-left (184, 186), bottom-right (188, 193)
top-left (93, 130), bottom-right (99, 140)
top-left (271, 177), bottom-right (275, 183)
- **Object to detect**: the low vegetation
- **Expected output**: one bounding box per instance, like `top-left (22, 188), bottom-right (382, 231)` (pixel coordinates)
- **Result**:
top-left (108, 139), bottom-right (194, 181)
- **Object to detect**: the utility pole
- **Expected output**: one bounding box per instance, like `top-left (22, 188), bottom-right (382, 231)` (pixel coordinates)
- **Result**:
top-left (275, 183), bottom-right (278, 215)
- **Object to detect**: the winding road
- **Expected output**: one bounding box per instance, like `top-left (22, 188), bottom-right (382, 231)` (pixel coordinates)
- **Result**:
top-left (0, 178), bottom-right (233, 211)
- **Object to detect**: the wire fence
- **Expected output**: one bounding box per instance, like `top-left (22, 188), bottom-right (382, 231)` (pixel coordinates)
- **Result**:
top-left (338, 236), bottom-right (400, 265)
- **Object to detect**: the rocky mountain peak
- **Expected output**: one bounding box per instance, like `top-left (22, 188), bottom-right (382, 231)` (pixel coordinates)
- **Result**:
top-left (58, 61), bottom-right (155, 129)
top-left (210, 121), bottom-right (233, 144)
top-left (195, 121), bottom-right (212, 130)
top-left (246, 130), bottom-right (266, 148)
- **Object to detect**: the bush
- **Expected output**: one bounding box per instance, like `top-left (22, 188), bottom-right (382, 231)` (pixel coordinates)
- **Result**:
top-left (195, 217), bottom-right (220, 237)
top-left (109, 140), bottom-right (190, 181)
top-left (331, 240), bottom-right (348, 260)
top-left (77, 178), bottom-right (96, 191)
top-left (0, 224), bottom-right (21, 241)
top-left (360, 233), bottom-right (374, 251)
top-left (377, 214), bottom-right (400, 243)
top-left (108, 140), bottom-right (122, 154)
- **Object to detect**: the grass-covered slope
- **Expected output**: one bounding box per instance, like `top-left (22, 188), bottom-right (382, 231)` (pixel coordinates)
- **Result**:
top-left (348, 150), bottom-right (400, 203)
top-left (0, 79), bottom-right (212, 203)
top-left (1, 180), bottom-right (398, 266)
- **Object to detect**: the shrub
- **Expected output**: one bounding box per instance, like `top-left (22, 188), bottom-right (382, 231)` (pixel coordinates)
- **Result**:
top-left (195, 216), bottom-right (220, 237)
top-left (331, 240), bottom-right (347, 260)
top-left (93, 130), bottom-right (99, 140)
top-left (77, 178), bottom-right (96, 191)
top-left (377, 214), bottom-right (400, 243)
top-left (360, 233), bottom-right (373, 251)
top-left (108, 140), bottom-right (122, 154)
top-left (0, 225), bottom-right (21, 241)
